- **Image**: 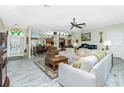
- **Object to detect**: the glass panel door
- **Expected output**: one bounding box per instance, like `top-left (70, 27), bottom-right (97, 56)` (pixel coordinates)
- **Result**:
top-left (9, 36), bottom-right (19, 55)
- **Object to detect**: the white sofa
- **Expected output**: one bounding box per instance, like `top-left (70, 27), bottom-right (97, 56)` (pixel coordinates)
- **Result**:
top-left (58, 53), bottom-right (112, 87)
top-left (59, 48), bottom-right (95, 64)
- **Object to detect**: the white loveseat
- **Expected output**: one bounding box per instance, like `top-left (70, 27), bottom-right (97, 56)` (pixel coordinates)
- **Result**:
top-left (58, 53), bottom-right (112, 87)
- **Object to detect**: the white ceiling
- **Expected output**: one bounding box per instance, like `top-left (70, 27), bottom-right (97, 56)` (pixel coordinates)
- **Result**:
top-left (0, 6), bottom-right (124, 33)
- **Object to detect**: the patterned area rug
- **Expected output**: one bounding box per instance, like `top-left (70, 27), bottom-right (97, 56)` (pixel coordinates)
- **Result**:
top-left (34, 60), bottom-right (58, 79)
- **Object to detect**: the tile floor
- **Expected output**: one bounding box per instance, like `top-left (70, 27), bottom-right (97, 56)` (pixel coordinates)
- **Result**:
top-left (7, 55), bottom-right (60, 87)
top-left (7, 55), bottom-right (124, 87)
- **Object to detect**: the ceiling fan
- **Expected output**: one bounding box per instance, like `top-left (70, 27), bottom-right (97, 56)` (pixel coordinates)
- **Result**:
top-left (70, 18), bottom-right (86, 29)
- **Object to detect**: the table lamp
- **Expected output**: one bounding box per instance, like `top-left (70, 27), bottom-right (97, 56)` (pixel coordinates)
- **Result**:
top-left (104, 40), bottom-right (112, 50)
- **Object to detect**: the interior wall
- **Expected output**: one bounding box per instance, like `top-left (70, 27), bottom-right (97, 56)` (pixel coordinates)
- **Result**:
top-left (26, 25), bottom-right (32, 58)
top-left (0, 16), bottom-right (5, 32)
top-left (72, 23), bottom-right (124, 59)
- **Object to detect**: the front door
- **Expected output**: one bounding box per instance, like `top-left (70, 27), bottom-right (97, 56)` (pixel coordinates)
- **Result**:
top-left (7, 36), bottom-right (24, 57)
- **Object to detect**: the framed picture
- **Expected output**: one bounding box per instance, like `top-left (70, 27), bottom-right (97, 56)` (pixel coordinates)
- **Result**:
top-left (81, 33), bottom-right (91, 41)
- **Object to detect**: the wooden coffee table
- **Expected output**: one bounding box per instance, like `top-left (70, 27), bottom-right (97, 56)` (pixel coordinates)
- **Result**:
top-left (45, 56), bottom-right (68, 71)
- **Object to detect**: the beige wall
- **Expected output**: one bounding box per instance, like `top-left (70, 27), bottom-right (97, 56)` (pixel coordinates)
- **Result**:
top-left (72, 23), bottom-right (124, 59)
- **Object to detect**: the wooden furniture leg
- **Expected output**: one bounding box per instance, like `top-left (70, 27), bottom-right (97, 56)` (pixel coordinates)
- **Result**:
top-left (53, 64), bottom-right (56, 71)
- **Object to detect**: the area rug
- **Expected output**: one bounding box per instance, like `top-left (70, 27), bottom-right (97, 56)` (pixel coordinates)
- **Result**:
top-left (34, 60), bottom-right (57, 79)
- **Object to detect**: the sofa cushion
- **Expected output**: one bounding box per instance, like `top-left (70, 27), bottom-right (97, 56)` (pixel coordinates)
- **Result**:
top-left (79, 51), bottom-right (85, 56)
top-left (92, 53), bottom-right (102, 61)
top-left (79, 49), bottom-right (90, 57)
top-left (79, 55), bottom-right (97, 72)
top-left (72, 61), bottom-right (81, 68)
top-left (66, 48), bottom-right (74, 53)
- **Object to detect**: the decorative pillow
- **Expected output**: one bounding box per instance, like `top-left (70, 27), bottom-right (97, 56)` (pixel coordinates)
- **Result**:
top-left (96, 50), bottom-right (106, 57)
top-left (92, 50), bottom-right (107, 61)
top-left (92, 53), bottom-right (102, 61)
top-left (72, 61), bottom-right (81, 68)
top-left (79, 55), bottom-right (97, 72)
top-left (97, 50), bottom-right (104, 57)
top-left (102, 50), bottom-right (107, 56)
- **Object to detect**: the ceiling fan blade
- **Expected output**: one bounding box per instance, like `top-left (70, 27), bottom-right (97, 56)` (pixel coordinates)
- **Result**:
top-left (76, 25), bottom-right (83, 28)
top-left (70, 26), bottom-right (74, 29)
top-left (77, 26), bottom-right (83, 28)
top-left (70, 22), bottom-right (74, 26)
top-left (77, 23), bottom-right (86, 26)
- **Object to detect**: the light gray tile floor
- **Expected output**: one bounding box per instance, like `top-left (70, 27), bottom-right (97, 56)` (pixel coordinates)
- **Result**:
top-left (7, 55), bottom-right (60, 87)
top-left (7, 55), bottom-right (124, 87)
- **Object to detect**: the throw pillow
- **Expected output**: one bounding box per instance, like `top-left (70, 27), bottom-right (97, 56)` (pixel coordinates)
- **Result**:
top-left (94, 54), bottom-right (101, 61)
top-left (72, 61), bottom-right (81, 68)
top-left (96, 50), bottom-right (104, 57)
top-left (96, 50), bottom-right (106, 58)
top-left (92, 53), bottom-right (102, 61)
top-left (102, 50), bottom-right (107, 56)
top-left (92, 50), bottom-right (107, 61)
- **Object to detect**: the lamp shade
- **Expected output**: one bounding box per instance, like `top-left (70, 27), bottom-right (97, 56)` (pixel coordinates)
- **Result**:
top-left (104, 40), bottom-right (112, 46)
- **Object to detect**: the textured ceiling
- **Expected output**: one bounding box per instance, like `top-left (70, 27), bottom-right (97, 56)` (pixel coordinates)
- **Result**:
top-left (0, 6), bottom-right (124, 33)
